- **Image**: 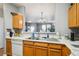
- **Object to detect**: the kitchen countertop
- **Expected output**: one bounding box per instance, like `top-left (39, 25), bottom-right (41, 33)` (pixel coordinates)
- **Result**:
top-left (6, 36), bottom-right (26, 40)
top-left (6, 36), bottom-right (65, 44)
top-left (6, 36), bottom-right (79, 56)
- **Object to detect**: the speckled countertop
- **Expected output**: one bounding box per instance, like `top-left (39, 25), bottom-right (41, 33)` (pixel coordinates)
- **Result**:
top-left (6, 36), bottom-right (79, 56)
top-left (6, 36), bottom-right (65, 44)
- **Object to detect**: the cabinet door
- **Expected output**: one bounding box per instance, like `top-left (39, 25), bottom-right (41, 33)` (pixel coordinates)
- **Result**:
top-left (77, 3), bottom-right (79, 27)
top-left (13, 15), bottom-right (23, 29)
top-left (68, 4), bottom-right (77, 28)
top-left (23, 45), bottom-right (34, 56)
top-left (68, 7), bottom-right (72, 27)
top-left (34, 47), bottom-right (47, 56)
top-left (62, 46), bottom-right (71, 56)
top-left (48, 49), bottom-right (61, 56)
top-left (6, 39), bottom-right (12, 56)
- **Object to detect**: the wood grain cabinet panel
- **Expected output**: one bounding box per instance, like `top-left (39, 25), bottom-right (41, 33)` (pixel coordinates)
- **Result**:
top-left (34, 42), bottom-right (48, 47)
top-left (23, 45), bottom-right (34, 56)
top-left (12, 14), bottom-right (23, 29)
top-left (68, 3), bottom-right (77, 28)
top-left (68, 6), bottom-right (73, 27)
top-left (48, 49), bottom-right (61, 56)
top-left (68, 3), bottom-right (79, 28)
top-left (62, 45), bottom-right (71, 56)
top-left (48, 43), bottom-right (62, 56)
top-left (6, 39), bottom-right (12, 56)
top-left (48, 44), bottom-right (62, 49)
top-left (77, 3), bottom-right (79, 27)
top-left (34, 47), bottom-right (48, 56)
top-left (23, 40), bottom-right (34, 45)
top-left (23, 40), bottom-right (34, 56)
top-left (0, 48), bottom-right (3, 56)
top-left (23, 40), bottom-right (71, 56)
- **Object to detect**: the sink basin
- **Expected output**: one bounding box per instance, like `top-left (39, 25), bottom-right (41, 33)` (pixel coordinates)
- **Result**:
top-left (47, 38), bottom-right (60, 42)
top-left (27, 37), bottom-right (60, 42)
top-left (34, 37), bottom-right (60, 42)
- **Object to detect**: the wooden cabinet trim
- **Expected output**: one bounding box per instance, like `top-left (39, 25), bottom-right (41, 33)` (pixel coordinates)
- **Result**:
top-left (23, 40), bottom-right (34, 45)
top-left (34, 42), bottom-right (48, 47)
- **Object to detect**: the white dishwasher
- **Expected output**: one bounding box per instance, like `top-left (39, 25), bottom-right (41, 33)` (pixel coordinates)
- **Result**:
top-left (12, 39), bottom-right (23, 56)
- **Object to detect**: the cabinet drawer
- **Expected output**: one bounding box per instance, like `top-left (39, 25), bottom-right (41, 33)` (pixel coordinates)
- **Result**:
top-left (49, 44), bottom-right (62, 49)
top-left (34, 42), bottom-right (48, 47)
top-left (48, 48), bottom-right (61, 56)
top-left (23, 40), bottom-right (33, 45)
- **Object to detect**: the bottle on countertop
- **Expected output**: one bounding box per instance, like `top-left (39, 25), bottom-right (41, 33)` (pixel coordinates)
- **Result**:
top-left (9, 29), bottom-right (13, 37)
top-left (70, 32), bottom-right (74, 41)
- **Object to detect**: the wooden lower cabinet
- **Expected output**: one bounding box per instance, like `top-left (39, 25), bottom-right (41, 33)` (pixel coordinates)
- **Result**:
top-left (23, 45), bottom-right (34, 56)
top-left (48, 44), bottom-right (62, 56)
top-left (48, 49), bottom-right (61, 56)
top-left (0, 48), bottom-right (3, 56)
top-left (34, 47), bottom-right (47, 56)
top-left (62, 45), bottom-right (71, 56)
top-left (6, 39), bottom-right (12, 56)
top-left (23, 40), bottom-right (71, 56)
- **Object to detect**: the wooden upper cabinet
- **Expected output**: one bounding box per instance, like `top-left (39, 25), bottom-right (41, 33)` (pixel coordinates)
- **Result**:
top-left (68, 3), bottom-right (77, 28)
top-left (12, 14), bottom-right (23, 29)
top-left (77, 3), bottom-right (79, 27)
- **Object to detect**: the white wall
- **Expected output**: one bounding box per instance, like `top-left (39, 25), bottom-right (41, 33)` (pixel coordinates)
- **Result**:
top-left (55, 3), bottom-right (71, 35)
top-left (3, 3), bottom-right (18, 29)
top-left (24, 3), bottom-right (71, 35)
top-left (0, 4), bottom-right (5, 49)
top-left (3, 3), bottom-right (71, 36)
top-left (0, 3), bottom-right (3, 17)
top-left (0, 9), bottom-right (3, 17)
top-left (25, 3), bottom-right (56, 22)
top-left (0, 17), bottom-right (4, 48)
